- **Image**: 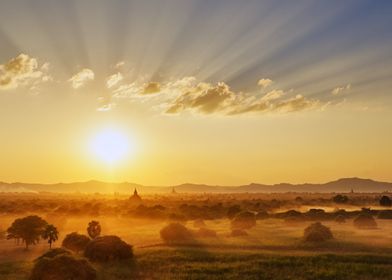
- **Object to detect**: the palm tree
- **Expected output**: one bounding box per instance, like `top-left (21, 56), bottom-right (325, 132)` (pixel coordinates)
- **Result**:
top-left (42, 224), bottom-right (59, 249)
top-left (87, 221), bottom-right (101, 239)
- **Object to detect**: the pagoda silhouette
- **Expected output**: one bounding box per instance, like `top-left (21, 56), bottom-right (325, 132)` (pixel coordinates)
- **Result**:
top-left (129, 188), bottom-right (142, 204)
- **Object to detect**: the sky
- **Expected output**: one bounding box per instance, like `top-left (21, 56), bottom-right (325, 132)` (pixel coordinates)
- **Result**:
top-left (0, 0), bottom-right (391, 185)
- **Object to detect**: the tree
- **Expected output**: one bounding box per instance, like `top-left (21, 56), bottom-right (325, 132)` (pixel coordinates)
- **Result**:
top-left (7, 215), bottom-right (48, 249)
top-left (87, 221), bottom-right (101, 239)
top-left (380, 195), bottom-right (392, 207)
top-left (42, 224), bottom-right (59, 249)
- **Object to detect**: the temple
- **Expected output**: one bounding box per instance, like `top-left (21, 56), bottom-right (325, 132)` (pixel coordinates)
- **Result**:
top-left (129, 188), bottom-right (142, 204)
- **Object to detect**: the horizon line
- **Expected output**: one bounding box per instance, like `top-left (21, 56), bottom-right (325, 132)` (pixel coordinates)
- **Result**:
top-left (1, 176), bottom-right (390, 187)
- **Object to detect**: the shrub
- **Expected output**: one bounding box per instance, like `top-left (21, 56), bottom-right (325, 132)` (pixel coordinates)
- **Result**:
top-left (160, 223), bottom-right (194, 243)
top-left (84, 235), bottom-right (133, 262)
top-left (380, 196), bottom-right (392, 207)
top-left (353, 213), bottom-right (377, 229)
top-left (279, 210), bottom-right (303, 219)
top-left (230, 229), bottom-right (248, 237)
top-left (303, 222), bottom-right (333, 242)
top-left (62, 232), bottom-right (90, 253)
top-left (30, 251), bottom-right (96, 280)
top-left (196, 228), bottom-right (217, 238)
top-left (305, 209), bottom-right (326, 221)
top-left (193, 219), bottom-right (206, 228)
top-left (231, 211), bottom-right (256, 230)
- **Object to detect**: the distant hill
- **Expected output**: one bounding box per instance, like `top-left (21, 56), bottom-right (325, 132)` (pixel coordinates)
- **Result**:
top-left (0, 177), bottom-right (391, 194)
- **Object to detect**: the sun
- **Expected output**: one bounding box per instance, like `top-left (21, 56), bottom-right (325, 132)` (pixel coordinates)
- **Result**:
top-left (90, 128), bottom-right (134, 164)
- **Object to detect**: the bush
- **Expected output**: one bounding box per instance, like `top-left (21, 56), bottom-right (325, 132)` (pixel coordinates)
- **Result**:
top-left (160, 223), bottom-right (194, 243)
top-left (353, 213), bottom-right (377, 229)
top-left (84, 235), bottom-right (133, 262)
top-left (305, 209), bottom-right (326, 221)
top-left (30, 251), bottom-right (96, 280)
top-left (230, 229), bottom-right (248, 237)
top-left (303, 222), bottom-right (333, 242)
top-left (231, 211), bottom-right (256, 230)
top-left (193, 219), bottom-right (206, 228)
top-left (380, 196), bottom-right (392, 207)
top-left (62, 232), bottom-right (90, 253)
top-left (196, 228), bottom-right (217, 238)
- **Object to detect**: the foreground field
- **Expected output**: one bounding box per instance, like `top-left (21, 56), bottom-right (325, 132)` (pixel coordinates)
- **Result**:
top-left (1, 193), bottom-right (392, 279)
top-left (2, 216), bottom-right (392, 279)
top-left (2, 247), bottom-right (392, 280)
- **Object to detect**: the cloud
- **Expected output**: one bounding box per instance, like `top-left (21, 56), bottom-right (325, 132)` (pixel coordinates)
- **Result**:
top-left (142, 82), bottom-right (161, 94)
top-left (69, 68), bottom-right (94, 89)
top-left (97, 96), bottom-right (115, 112)
top-left (165, 82), bottom-right (235, 114)
top-left (112, 83), bottom-right (141, 98)
top-left (106, 72), bottom-right (123, 89)
top-left (165, 80), bottom-right (321, 116)
top-left (332, 84), bottom-right (351, 95)
top-left (114, 61), bottom-right (125, 69)
top-left (258, 78), bottom-right (273, 88)
top-left (0, 53), bottom-right (50, 90)
top-left (97, 74), bottom-right (329, 116)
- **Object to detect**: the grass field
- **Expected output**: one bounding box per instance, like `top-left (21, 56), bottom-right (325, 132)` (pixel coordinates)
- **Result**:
top-left (2, 216), bottom-right (392, 279)
top-left (2, 248), bottom-right (392, 280)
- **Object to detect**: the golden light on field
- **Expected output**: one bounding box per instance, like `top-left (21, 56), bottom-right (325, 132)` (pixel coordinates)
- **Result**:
top-left (90, 128), bottom-right (134, 165)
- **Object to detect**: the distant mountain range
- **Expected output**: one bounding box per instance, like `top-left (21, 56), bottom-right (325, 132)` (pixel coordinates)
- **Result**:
top-left (0, 177), bottom-right (392, 194)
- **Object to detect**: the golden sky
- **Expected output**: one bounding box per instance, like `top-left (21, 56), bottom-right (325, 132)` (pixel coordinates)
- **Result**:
top-left (0, 0), bottom-right (391, 185)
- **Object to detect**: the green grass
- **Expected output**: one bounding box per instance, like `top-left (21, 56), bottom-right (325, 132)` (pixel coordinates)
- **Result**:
top-left (1, 247), bottom-right (392, 280)
top-left (132, 248), bottom-right (392, 280)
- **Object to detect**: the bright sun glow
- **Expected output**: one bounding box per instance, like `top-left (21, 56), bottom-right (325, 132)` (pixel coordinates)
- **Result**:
top-left (90, 129), bottom-right (134, 164)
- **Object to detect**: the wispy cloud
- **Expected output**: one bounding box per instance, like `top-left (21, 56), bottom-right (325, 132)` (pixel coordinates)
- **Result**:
top-left (69, 68), bottom-right (94, 89)
top-left (106, 72), bottom-right (123, 89)
top-left (258, 78), bottom-right (273, 88)
top-left (332, 84), bottom-right (351, 96)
